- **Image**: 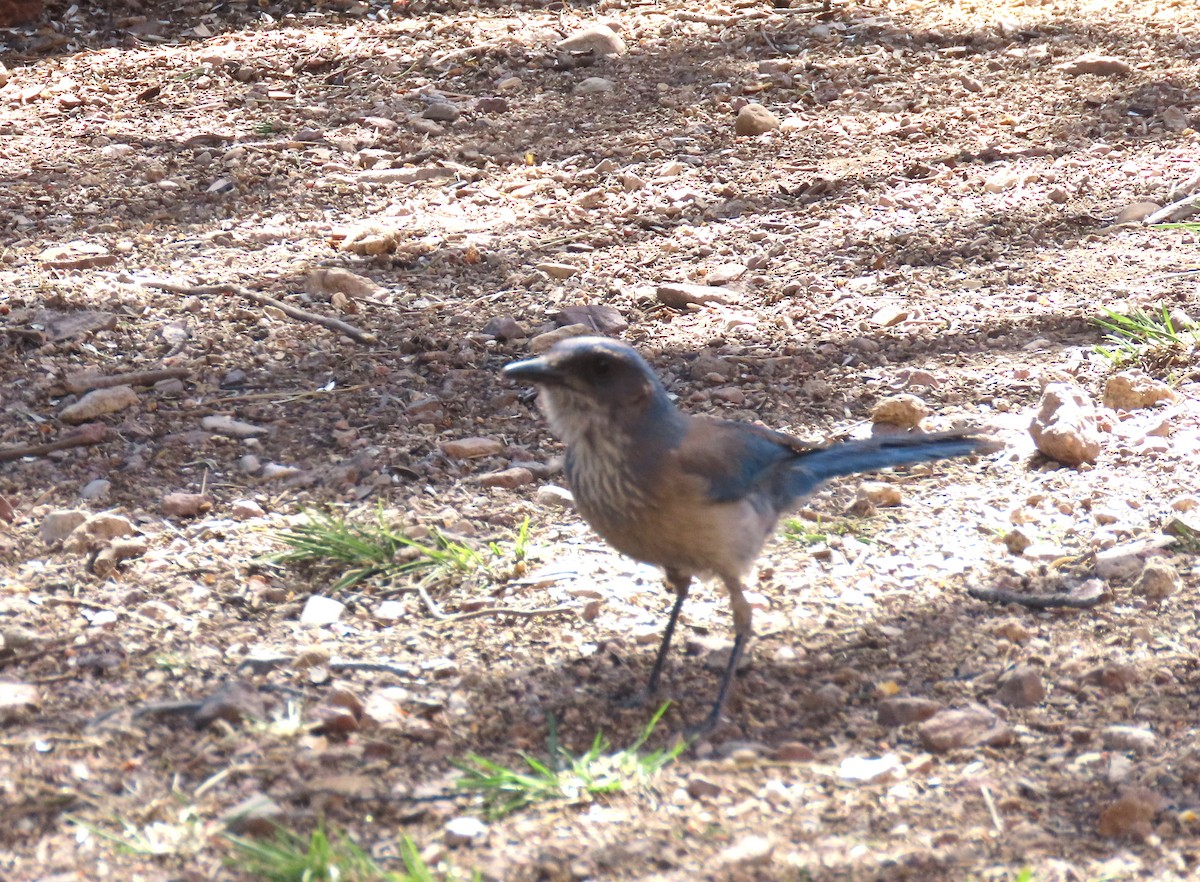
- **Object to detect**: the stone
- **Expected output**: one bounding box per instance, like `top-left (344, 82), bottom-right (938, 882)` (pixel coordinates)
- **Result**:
top-left (1103, 370), bottom-right (1179, 410)
top-left (996, 665), bottom-right (1046, 707)
top-left (529, 323), bottom-right (592, 353)
top-left (422, 102), bottom-right (461, 122)
top-left (62, 513), bottom-right (136, 554)
top-left (162, 492), bottom-right (211, 518)
top-left (1095, 539), bottom-right (1171, 580)
top-left (857, 480), bottom-right (902, 507)
top-left (41, 509), bottom-right (88, 545)
top-left (1029, 383), bottom-right (1102, 466)
top-left (479, 467), bottom-right (534, 489)
top-left (481, 315), bottom-right (525, 340)
top-left (555, 304), bottom-right (628, 334)
top-left (60, 385), bottom-right (138, 423)
top-left (573, 77), bottom-right (614, 96)
top-left (735, 103), bottom-right (780, 135)
top-left (79, 479), bottom-right (111, 500)
top-left (300, 595), bottom-right (345, 627)
top-left (870, 394), bottom-right (929, 428)
top-left (877, 697), bottom-right (942, 727)
top-left (536, 262), bottom-right (579, 279)
top-left (838, 754), bottom-right (904, 783)
top-left (1134, 558), bottom-right (1179, 600)
top-left (231, 498), bottom-right (266, 519)
top-left (202, 415), bottom-right (269, 438)
top-left (656, 283), bottom-right (730, 309)
top-left (1055, 54), bottom-right (1133, 77)
top-left (917, 706), bottom-right (1013, 752)
top-left (222, 794), bottom-right (287, 836)
top-left (686, 776), bottom-right (722, 799)
top-left (444, 816), bottom-right (487, 847)
top-left (717, 834), bottom-right (774, 867)
top-left (557, 24), bottom-right (626, 57)
top-left (1102, 725), bottom-right (1158, 754)
top-left (441, 437), bottom-right (504, 459)
top-left (535, 484), bottom-right (574, 509)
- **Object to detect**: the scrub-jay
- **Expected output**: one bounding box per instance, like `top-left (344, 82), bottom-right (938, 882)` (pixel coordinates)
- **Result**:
top-left (504, 336), bottom-right (991, 733)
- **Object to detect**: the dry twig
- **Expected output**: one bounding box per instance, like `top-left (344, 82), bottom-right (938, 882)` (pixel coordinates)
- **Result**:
top-left (142, 279), bottom-right (378, 345)
top-left (0, 423), bottom-right (108, 464)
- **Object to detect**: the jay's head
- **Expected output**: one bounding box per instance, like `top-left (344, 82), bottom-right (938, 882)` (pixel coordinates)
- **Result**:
top-left (503, 337), bottom-right (673, 446)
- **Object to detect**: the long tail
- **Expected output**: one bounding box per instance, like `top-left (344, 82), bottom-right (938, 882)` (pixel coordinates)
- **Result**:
top-left (785, 431), bottom-right (995, 499)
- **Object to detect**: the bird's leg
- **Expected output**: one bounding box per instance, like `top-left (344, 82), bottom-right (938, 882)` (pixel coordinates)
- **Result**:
top-left (615, 569), bottom-right (690, 708)
top-left (645, 569), bottom-right (691, 695)
top-left (689, 579), bottom-right (751, 736)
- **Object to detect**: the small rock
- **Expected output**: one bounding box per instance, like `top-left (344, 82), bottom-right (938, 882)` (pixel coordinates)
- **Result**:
top-left (63, 513), bottom-right (136, 554)
top-left (60, 385), bottom-right (138, 424)
top-left (857, 480), bottom-right (902, 507)
top-left (1083, 662), bottom-right (1139, 693)
top-left (529, 323), bottom-right (592, 353)
top-left (708, 263), bottom-right (747, 284)
top-left (877, 697), bottom-right (942, 727)
top-left (300, 595), bottom-right (345, 627)
top-left (735, 104), bottom-right (780, 136)
top-left (162, 492), bottom-right (212, 518)
top-left (422, 102), bottom-right (461, 122)
top-left (557, 23), bottom-right (626, 57)
top-left (996, 665), bottom-right (1046, 708)
top-left (556, 304), bottom-right (628, 334)
top-left (773, 742), bottom-right (815, 762)
top-left (1114, 201), bottom-right (1162, 224)
top-left (535, 484), bottom-right (574, 509)
top-left (917, 706), bottom-right (1013, 752)
top-left (871, 304), bottom-right (910, 327)
top-left (1103, 370), bottom-right (1179, 410)
top-left (870, 394), bottom-right (929, 428)
top-left (202, 415), bottom-right (269, 438)
top-left (1056, 54), bottom-right (1133, 77)
top-left (838, 754), bottom-right (904, 783)
top-left (0, 682), bottom-right (41, 723)
top-left (574, 77), bottom-right (614, 96)
top-left (656, 283), bottom-right (729, 309)
top-left (476, 96), bottom-right (508, 113)
top-left (536, 262), bottom-right (579, 279)
top-left (686, 776), bottom-right (722, 799)
top-left (1003, 528), bottom-right (1033, 555)
top-left (718, 834), bottom-right (774, 867)
top-left (231, 498), bottom-right (265, 519)
top-left (1097, 787), bottom-right (1161, 840)
top-left (79, 479), bottom-right (112, 500)
top-left (1095, 539), bottom-right (1170, 580)
top-left (442, 437), bottom-right (504, 459)
top-left (1102, 725), bottom-right (1158, 754)
top-left (307, 267), bottom-right (384, 300)
top-left (496, 76), bottom-right (522, 92)
top-left (711, 387), bottom-right (745, 406)
top-left (481, 316), bottom-right (525, 340)
top-left (1134, 558), bottom-right (1179, 600)
top-left (223, 794), bottom-right (287, 836)
top-left (239, 454), bottom-right (262, 474)
top-left (375, 600), bottom-right (408, 621)
top-left (260, 462), bottom-right (302, 481)
top-left (41, 509), bottom-right (88, 545)
top-left (444, 816), bottom-right (487, 847)
top-left (480, 467), bottom-right (534, 489)
top-left (1029, 383), bottom-right (1102, 466)
top-left (195, 681), bottom-right (269, 729)
top-left (1170, 495), bottom-right (1199, 512)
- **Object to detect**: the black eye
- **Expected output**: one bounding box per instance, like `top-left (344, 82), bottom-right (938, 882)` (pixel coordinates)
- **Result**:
top-left (588, 357), bottom-right (613, 381)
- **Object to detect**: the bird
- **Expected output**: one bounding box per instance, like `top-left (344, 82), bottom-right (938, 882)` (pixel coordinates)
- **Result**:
top-left (503, 336), bottom-right (993, 734)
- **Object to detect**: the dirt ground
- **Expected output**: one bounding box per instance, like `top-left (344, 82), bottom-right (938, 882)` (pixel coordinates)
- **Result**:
top-left (2, 0), bottom-right (1200, 879)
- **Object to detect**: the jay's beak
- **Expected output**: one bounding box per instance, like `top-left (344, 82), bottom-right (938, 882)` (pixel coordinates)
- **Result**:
top-left (502, 355), bottom-right (562, 384)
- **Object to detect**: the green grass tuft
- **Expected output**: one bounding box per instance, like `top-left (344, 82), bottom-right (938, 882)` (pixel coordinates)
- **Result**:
top-left (453, 703), bottom-right (685, 819)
